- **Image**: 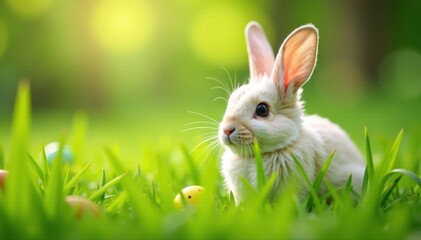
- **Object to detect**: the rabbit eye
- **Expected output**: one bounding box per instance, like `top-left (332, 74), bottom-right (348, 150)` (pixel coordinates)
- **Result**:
top-left (255, 103), bottom-right (269, 117)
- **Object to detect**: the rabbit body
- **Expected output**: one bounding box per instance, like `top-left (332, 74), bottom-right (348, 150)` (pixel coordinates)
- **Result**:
top-left (219, 22), bottom-right (365, 204)
top-left (222, 113), bottom-right (365, 203)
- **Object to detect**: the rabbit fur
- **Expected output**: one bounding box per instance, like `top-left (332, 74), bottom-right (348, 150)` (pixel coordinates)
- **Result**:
top-left (219, 21), bottom-right (365, 204)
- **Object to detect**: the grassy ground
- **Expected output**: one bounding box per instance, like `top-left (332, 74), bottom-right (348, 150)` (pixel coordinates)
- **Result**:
top-left (0, 82), bottom-right (420, 239)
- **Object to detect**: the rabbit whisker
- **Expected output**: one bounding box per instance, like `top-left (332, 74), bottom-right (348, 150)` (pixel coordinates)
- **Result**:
top-left (195, 140), bottom-right (221, 164)
top-left (207, 76), bottom-right (231, 90)
top-left (196, 133), bottom-right (219, 141)
top-left (211, 85), bottom-right (232, 97)
top-left (187, 111), bottom-right (219, 125)
top-left (190, 135), bottom-right (219, 154)
top-left (208, 77), bottom-right (232, 96)
top-left (214, 96), bottom-right (228, 103)
top-left (185, 120), bottom-right (219, 127)
top-left (221, 66), bottom-right (238, 93)
top-left (182, 126), bottom-right (218, 133)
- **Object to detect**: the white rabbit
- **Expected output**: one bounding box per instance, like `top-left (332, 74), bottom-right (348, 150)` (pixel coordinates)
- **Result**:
top-left (219, 21), bottom-right (366, 204)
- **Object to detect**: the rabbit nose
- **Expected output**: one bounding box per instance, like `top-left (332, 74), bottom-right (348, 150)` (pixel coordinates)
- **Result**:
top-left (223, 127), bottom-right (235, 136)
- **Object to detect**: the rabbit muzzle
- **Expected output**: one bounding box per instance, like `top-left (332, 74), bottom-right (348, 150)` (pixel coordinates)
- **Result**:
top-left (220, 123), bottom-right (254, 150)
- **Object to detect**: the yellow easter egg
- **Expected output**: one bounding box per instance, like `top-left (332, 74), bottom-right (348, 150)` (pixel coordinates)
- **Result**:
top-left (174, 185), bottom-right (214, 209)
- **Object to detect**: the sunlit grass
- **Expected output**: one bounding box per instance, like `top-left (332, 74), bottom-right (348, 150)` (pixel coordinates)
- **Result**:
top-left (0, 82), bottom-right (420, 239)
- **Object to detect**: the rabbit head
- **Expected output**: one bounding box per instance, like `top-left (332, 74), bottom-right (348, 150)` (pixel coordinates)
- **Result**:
top-left (219, 22), bottom-right (319, 156)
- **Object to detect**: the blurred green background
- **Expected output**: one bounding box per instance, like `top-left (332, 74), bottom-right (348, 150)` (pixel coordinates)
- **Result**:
top-left (0, 0), bottom-right (420, 158)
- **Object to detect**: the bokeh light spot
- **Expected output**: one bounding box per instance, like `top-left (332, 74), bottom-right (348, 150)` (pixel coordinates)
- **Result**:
top-left (0, 18), bottom-right (8, 57)
top-left (379, 49), bottom-right (421, 100)
top-left (6, 0), bottom-right (54, 18)
top-left (91, 0), bottom-right (154, 54)
top-left (190, 6), bottom-right (249, 66)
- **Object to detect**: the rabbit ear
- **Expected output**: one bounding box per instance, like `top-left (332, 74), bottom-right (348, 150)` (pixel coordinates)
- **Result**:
top-left (245, 21), bottom-right (275, 80)
top-left (271, 24), bottom-right (318, 93)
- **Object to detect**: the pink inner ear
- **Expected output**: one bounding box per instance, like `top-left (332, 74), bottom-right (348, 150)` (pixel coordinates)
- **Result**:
top-left (281, 30), bottom-right (317, 91)
top-left (283, 59), bottom-right (303, 90)
top-left (246, 22), bottom-right (274, 80)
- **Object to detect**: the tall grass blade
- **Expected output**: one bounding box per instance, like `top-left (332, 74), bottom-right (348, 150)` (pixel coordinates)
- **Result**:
top-left (100, 167), bottom-right (107, 201)
top-left (325, 178), bottom-right (343, 203)
top-left (6, 80), bottom-right (33, 221)
top-left (380, 175), bottom-right (402, 208)
top-left (380, 169), bottom-right (421, 189)
top-left (239, 176), bottom-right (258, 200)
top-left (343, 175), bottom-right (355, 204)
top-left (345, 174), bottom-right (353, 193)
top-left (63, 162), bottom-right (93, 194)
top-left (106, 191), bottom-right (128, 214)
top-left (63, 168), bottom-right (71, 189)
top-left (89, 173), bottom-right (126, 201)
top-left (380, 129), bottom-right (404, 175)
top-left (291, 153), bottom-right (321, 212)
top-left (44, 140), bottom-right (66, 221)
top-left (313, 151), bottom-right (335, 191)
top-left (363, 127), bottom-right (374, 194)
top-left (254, 140), bottom-right (266, 192)
top-left (104, 147), bottom-right (159, 230)
top-left (306, 151), bottom-right (335, 209)
top-left (257, 173), bottom-right (278, 208)
top-left (180, 144), bottom-right (200, 184)
top-left (27, 153), bottom-right (43, 181)
top-left (41, 144), bottom-right (49, 183)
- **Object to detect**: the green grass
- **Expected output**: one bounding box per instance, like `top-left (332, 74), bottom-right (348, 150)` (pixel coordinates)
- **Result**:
top-left (0, 82), bottom-right (420, 239)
